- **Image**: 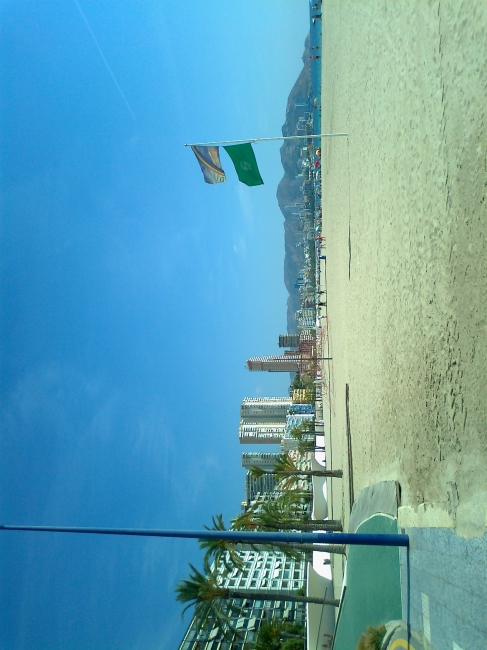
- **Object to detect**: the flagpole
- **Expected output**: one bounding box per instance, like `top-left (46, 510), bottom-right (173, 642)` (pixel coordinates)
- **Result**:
top-left (0, 524), bottom-right (409, 547)
top-left (184, 133), bottom-right (348, 147)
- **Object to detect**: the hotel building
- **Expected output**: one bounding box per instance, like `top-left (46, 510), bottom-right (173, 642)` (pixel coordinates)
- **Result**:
top-left (246, 354), bottom-right (301, 373)
top-left (241, 452), bottom-right (281, 470)
top-left (177, 549), bottom-right (307, 650)
top-left (238, 422), bottom-right (286, 445)
top-left (278, 334), bottom-right (300, 348)
top-left (240, 397), bottom-right (292, 422)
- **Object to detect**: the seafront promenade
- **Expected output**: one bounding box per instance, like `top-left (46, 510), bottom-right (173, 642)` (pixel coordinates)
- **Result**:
top-left (318, 2), bottom-right (487, 647)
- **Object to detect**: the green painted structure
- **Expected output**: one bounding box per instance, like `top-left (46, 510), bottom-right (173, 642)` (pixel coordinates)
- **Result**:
top-left (333, 515), bottom-right (402, 650)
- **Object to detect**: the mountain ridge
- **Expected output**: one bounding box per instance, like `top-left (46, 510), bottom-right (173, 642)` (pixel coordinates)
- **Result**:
top-left (277, 35), bottom-right (311, 333)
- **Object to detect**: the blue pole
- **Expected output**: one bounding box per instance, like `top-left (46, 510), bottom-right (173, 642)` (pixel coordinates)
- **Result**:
top-left (0, 525), bottom-right (408, 547)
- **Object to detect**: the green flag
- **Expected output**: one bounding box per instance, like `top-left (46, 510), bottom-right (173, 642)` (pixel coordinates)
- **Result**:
top-left (223, 143), bottom-right (264, 186)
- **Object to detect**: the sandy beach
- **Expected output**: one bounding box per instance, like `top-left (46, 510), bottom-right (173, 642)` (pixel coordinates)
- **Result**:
top-left (319, 0), bottom-right (487, 568)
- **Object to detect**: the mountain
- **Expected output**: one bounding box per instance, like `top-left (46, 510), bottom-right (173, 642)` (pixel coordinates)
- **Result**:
top-left (277, 35), bottom-right (311, 333)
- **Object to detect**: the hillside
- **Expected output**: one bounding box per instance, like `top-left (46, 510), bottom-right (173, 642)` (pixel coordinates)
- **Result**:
top-left (277, 35), bottom-right (311, 333)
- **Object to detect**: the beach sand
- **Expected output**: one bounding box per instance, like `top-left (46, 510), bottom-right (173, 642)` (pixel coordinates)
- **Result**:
top-left (319, 0), bottom-right (487, 578)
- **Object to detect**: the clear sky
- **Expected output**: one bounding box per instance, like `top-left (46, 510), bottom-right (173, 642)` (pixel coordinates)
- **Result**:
top-left (0, 2), bottom-right (309, 648)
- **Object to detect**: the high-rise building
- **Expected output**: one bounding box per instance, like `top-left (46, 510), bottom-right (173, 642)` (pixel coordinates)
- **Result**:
top-left (241, 452), bottom-right (281, 469)
top-left (284, 202), bottom-right (303, 214)
top-left (246, 355), bottom-right (301, 372)
top-left (278, 334), bottom-right (300, 348)
top-left (238, 422), bottom-right (286, 444)
top-left (297, 318), bottom-right (315, 331)
top-left (238, 399), bottom-right (293, 446)
top-left (245, 471), bottom-right (278, 505)
top-left (296, 308), bottom-right (316, 320)
top-left (177, 549), bottom-right (307, 650)
top-left (281, 437), bottom-right (300, 452)
top-left (289, 402), bottom-right (315, 413)
top-left (240, 397), bottom-right (292, 422)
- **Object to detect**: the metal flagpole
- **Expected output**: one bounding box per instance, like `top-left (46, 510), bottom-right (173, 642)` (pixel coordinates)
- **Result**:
top-left (184, 133), bottom-right (348, 147)
top-left (0, 525), bottom-right (408, 547)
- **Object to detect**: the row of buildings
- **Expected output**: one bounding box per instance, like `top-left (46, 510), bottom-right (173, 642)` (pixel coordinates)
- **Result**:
top-left (240, 332), bottom-right (317, 450)
top-left (178, 334), bottom-right (318, 649)
top-left (178, 394), bottom-right (314, 650)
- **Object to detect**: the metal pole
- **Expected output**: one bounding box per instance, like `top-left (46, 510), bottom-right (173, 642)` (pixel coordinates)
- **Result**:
top-left (184, 133), bottom-right (348, 147)
top-left (0, 525), bottom-right (409, 547)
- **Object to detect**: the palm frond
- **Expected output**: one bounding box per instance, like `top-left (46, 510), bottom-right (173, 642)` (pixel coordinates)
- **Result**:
top-left (231, 511), bottom-right (259, 531)
top-left (175, 562), bottom-right (239, 641)
top-left (199, 514), bottom-right (244, 572)
top-left (273, 453), bottom-right (297, 473)
top-left (248, 465), bottom-right (266, 479)
top-left (297, 439), bottom-right (315, 455)
top-left (255, 619), bottom-right (284, 650)
top-left (289, 427), bottom-right (304, 441)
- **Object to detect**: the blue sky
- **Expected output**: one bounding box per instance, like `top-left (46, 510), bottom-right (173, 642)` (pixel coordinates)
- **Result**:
top-left (0, 2), bottom-right (309, 648)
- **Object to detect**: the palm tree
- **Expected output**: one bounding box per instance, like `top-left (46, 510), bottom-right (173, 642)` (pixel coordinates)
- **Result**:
top-left (272, 542), bottom-right (346, 555)
top-left (255, 620), bottom-right (305, 650)
top-left (288, 419), bottom-right (330, 453)
top-left (296, 439), bottom-right (325, 456)
top-left (199, 515), bottom-right (346, 566)
top-left (255, 488), bottom-right (311, 513)
top-left (249, 453), bottom-right (342, 492)
top-left (254, 619), bottom-right (283, 650)
top-left (232, 500), bottom-right (342, 531)
top-left (175, 559), bottom-right (237, 640)
top-left (175, 564), bottom-right (340, 620)
top-left (256, 495), bottom-right (343, 531)
top-left (289, 424), bottom-right (325, 455)
top-left (199, 514), bottom-right (246, 573)
top-left (289, 419), bottom-right (317, 436)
